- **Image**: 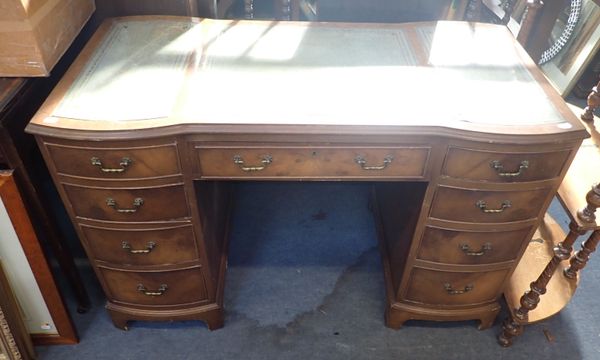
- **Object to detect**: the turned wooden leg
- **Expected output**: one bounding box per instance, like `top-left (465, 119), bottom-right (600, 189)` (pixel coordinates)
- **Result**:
top-left (581, 79), bottom-right (600, 122)
top-left (244, 0), bottom-right (254, 19)
top-left (498, 222), bottom-right (585, 347)
top-left (577, 183), bottom-right (600, 224)
top-left (564, 230), bottom-right (600, 279)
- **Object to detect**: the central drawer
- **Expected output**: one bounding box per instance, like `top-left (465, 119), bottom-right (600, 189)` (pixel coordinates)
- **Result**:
top-left (63, 183), bottom-right (190, 222)
top-left (80, 224), bottom-right (199, 266)
top-left (194, 146), bottom-right (430, 179)
top-left (100, 267), bottom-right (208, 306)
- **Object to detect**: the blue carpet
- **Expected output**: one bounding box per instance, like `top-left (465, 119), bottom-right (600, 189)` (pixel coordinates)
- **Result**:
top-left (36, 182), bottom-right (600, 359)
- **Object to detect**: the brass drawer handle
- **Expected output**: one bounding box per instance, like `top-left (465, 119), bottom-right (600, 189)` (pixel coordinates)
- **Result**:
top-left (106, 198), bottom-right (144, 213)
top-left (460, 243), bottom-right (492, 256)
top-left (137, 284), bottom-right (167, 296)
top-left (444, 283), bottom-right (474, 295)
top-left (490, 160), bottom-right (529, 177)
top-left (91, 157), bottom-right (132, 173)
top-left (355, 155), bottom-right (394, 170)
top-left (476, 200), bottom-right (511, 213)
top-left (233, 155), bottom-right (273, 172)
top-left (122, 241), bottom-right (156, 254)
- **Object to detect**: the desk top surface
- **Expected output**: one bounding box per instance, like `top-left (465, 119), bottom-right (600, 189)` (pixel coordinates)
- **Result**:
top-left (27, 16), bottom-right (587, 140)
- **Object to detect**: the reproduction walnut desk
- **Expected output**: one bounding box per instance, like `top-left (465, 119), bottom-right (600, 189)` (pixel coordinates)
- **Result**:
top-left (26, 16), bottom-right (588, 331)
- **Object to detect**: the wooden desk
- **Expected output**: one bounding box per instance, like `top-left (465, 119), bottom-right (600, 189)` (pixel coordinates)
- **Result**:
top-left (26, 16), bottom-right (588, 331)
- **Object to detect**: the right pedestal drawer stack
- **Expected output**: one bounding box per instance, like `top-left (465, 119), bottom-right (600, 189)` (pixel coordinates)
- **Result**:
top-left (385, 142), bottom-right (577, 329)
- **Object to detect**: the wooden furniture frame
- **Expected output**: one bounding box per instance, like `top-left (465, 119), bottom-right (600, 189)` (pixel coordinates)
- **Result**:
top-left (26, 16), bottom-right (588, 331)
top-left (0, 259), bottom-right (35, 360)
top-left (0, 171), bottom-right (78, 344)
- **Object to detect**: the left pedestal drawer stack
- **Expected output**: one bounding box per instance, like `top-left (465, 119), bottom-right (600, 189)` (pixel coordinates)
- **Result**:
top-left (35, 136), bottom-right (222, 330)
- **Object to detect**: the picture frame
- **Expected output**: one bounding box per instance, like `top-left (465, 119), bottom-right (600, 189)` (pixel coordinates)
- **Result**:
top-left (541, 0), bottom-right (600, 96)
top-left (0, 171), bottom-right (78, 345)
top-left (0, 260), bottom-right (35, 360)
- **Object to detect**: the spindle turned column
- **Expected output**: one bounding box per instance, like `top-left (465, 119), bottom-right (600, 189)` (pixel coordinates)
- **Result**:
top-left (498, 222), bottom-right (585, 347)
top-left (564, 183), bottom-right (600, 279)
top-left (581, 79), bottom-right (600, 122)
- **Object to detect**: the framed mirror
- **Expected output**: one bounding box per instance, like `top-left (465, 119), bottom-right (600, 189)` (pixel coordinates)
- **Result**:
top-left (540, 0), bottom-right (600, 96)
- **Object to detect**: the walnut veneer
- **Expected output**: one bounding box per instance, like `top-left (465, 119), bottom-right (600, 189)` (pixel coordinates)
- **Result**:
top-left (26, 16), bottom-right (588, 331)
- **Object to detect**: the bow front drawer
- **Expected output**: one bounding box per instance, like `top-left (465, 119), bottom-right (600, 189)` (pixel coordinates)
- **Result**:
top-left (403, 267), bottom-right (509, 306)
top-left (45, 141), bottom-right (181, 180)
top-left (99, 267), bottom-right (208, 306)
top-left (80, 224), bottom-right (198, 266)
top-left (429, 185), bottom-right (551, 223)
top-left (442, 147), bottom-right (572, 183)
top-left (194, 145), bottom-right (430, 179)
top-left (417, 225), bottom-right (533, 265)
top-left (63, 183), bottom-right (190, 222)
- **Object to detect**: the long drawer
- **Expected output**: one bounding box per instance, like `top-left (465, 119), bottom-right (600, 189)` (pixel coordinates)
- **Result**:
top-left (442, 146), bottom-right (572, 183)
top-left (99, 266), bottom-right (208, 306)
top-left (416, 225), bottom-right (533, 265)
top-left (403, 267), bottom-right (509, 306)
top-left (194, 145), bottom-right (430, 179)
top-left (63, 183), bottom-right (190, 222)
top-left (429, 185), bottom-right (551, 223)
top-left (80, 223), bottom-right (198, 266)
top-left (45, 142), bottom-right (181, 180)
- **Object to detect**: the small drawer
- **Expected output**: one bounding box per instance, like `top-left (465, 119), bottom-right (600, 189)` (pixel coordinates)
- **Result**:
top-left (194, 146), bottom-right (430, 179)
top-left (442, 147), bottom-right (572, 183)
top-left (100, 267), bottom-right (208, 306)
top-left (429, 185), bottom-right (550, 223)
top-left (81, 224), bottom-right (198, 266)
top-left (417, 225), bottom-right (532, 265)
top-left (63, 183), bottom-right (189, 222)
top-left (404, 267), bottom-right (509, 306)
top-left (45, 142), bottom-right (181, 180)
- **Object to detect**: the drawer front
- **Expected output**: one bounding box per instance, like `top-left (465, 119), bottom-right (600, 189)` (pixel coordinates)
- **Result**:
top-left (100, 267), bottom-right (208, 306)
top-left (430, 185), bottom-right (550, 223)
top-left (63, 183), bottom-right (189, 222)
top-left (46, 142), bottom-right (180, 179)
top-left (404, 267), bottom-right (509, 306)
top-left (81, 224), bottom-right (198, 266)
top-left (443, 147), bottom-right (571, 183)
top-left (195, 146), bottom-right (429, 178)
top-left (417, 226), bottom-right (532, 265)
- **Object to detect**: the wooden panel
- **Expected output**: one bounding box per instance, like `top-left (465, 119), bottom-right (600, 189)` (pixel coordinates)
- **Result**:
top-left (442, 147), bottom-right (572, 182)
top-left (63, 183), bottom-right (189, 222)
top-left (195, 146), bottom-right (430, 179)
top-left (99, 267), bottom-right (208, 306)
top-left (46, 142), bottom-right (181, 180)
top-left (417, 225), bottom-right (533, 265)
top-left (430, 185), bottom-right (551, 223)
top-left (0, 172), bottom-right (77, 344)
top-left (80, 223), bottom-right (198, 266)
top-left (404, 267), bottom-right (509, 306)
